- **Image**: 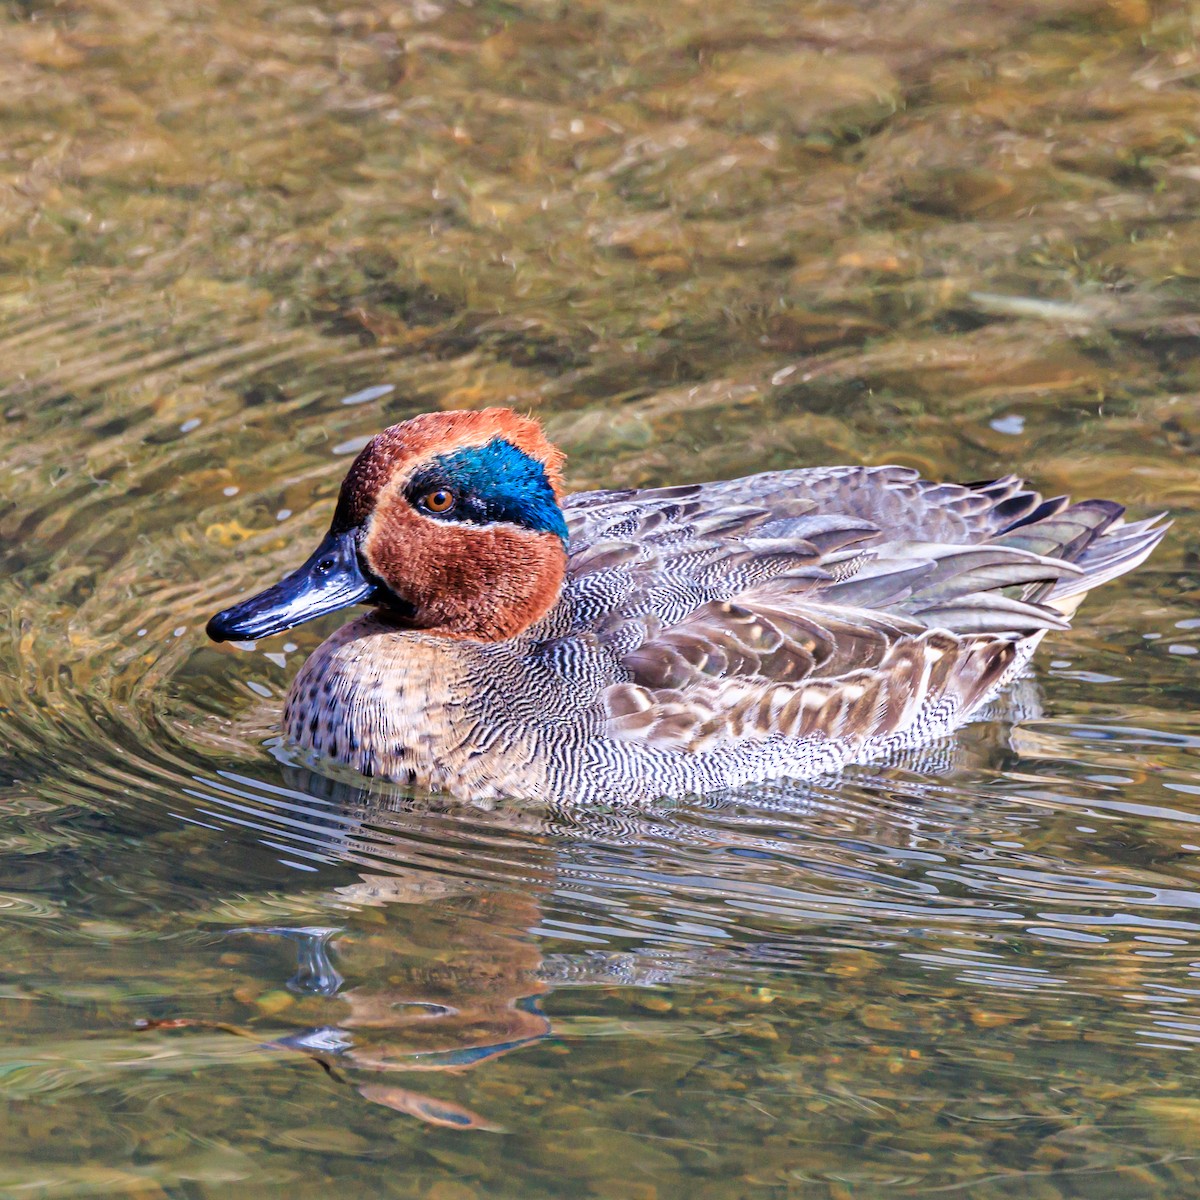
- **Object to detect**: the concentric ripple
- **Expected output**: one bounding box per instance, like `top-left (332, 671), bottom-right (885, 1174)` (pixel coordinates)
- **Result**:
top-left (2, 261), bottom-right (1200, 1200)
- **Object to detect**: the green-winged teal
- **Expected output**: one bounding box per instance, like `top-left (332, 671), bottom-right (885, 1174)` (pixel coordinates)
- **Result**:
top-left (207, 408), bottom-right (1167, 804)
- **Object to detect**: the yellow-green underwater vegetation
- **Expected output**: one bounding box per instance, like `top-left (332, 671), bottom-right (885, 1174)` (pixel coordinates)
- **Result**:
top-left (1, 0), bottom-right (1200, 1195)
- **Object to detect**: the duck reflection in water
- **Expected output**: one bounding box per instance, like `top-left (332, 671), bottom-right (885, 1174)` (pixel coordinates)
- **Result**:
top-left (191, 687), bottom-right (1045, 1130)
top-left (230, 770), bottom-right (558, 1130)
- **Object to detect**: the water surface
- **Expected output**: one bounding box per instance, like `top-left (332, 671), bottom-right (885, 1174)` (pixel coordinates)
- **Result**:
top-left (1, 0), bottom-right (1199, 1195)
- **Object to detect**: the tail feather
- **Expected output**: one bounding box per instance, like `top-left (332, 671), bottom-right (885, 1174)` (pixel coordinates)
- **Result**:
top-left (969, 479), bottom-right (1168, 619)
top-left (1047, 512), bottom-right (1170, 603)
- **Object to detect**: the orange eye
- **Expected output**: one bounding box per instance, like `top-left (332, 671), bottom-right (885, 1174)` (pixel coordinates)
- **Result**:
top-left (421, 489), bottom-right (455, 514)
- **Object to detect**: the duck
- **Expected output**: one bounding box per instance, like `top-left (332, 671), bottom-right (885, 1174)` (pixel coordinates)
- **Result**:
top-left (207, 407), bottom-right (1167, 805)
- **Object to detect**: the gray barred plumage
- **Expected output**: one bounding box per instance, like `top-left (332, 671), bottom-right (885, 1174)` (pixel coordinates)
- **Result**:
top-left (281, 463), bottom-right (1166, 805)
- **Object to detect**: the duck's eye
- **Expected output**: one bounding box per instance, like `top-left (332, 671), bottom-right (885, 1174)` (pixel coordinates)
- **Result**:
top-left (420, 488), bottom-right (456, 514)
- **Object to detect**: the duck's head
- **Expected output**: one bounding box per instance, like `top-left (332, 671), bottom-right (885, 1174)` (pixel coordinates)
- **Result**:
top-left (206, 408), bottom-right (568, 644)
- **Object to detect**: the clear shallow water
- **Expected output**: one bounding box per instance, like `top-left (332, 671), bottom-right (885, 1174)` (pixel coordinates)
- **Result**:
top-left (1, 0), bottom-right (1199, 1195)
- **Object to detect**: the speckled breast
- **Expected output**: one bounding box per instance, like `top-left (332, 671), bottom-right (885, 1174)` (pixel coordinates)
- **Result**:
top-left (281, 614), bottom-right (580, 800)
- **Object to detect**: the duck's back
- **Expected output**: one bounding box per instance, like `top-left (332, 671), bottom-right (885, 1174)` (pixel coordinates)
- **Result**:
top-left (519, 466), bottom-right (1165, 795)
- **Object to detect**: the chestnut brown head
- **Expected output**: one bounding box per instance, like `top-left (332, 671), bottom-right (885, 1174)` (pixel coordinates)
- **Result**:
top-left (207, 408), bottom-right (569, 644)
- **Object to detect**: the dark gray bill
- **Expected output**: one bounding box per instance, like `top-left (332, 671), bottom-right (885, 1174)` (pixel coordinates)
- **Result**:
top-left (206, 528), bottom-right (379, 642)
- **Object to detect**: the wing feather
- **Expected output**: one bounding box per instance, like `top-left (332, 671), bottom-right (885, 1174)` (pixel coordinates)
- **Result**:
top-left (549, 465), bottom-right (1166, 754)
